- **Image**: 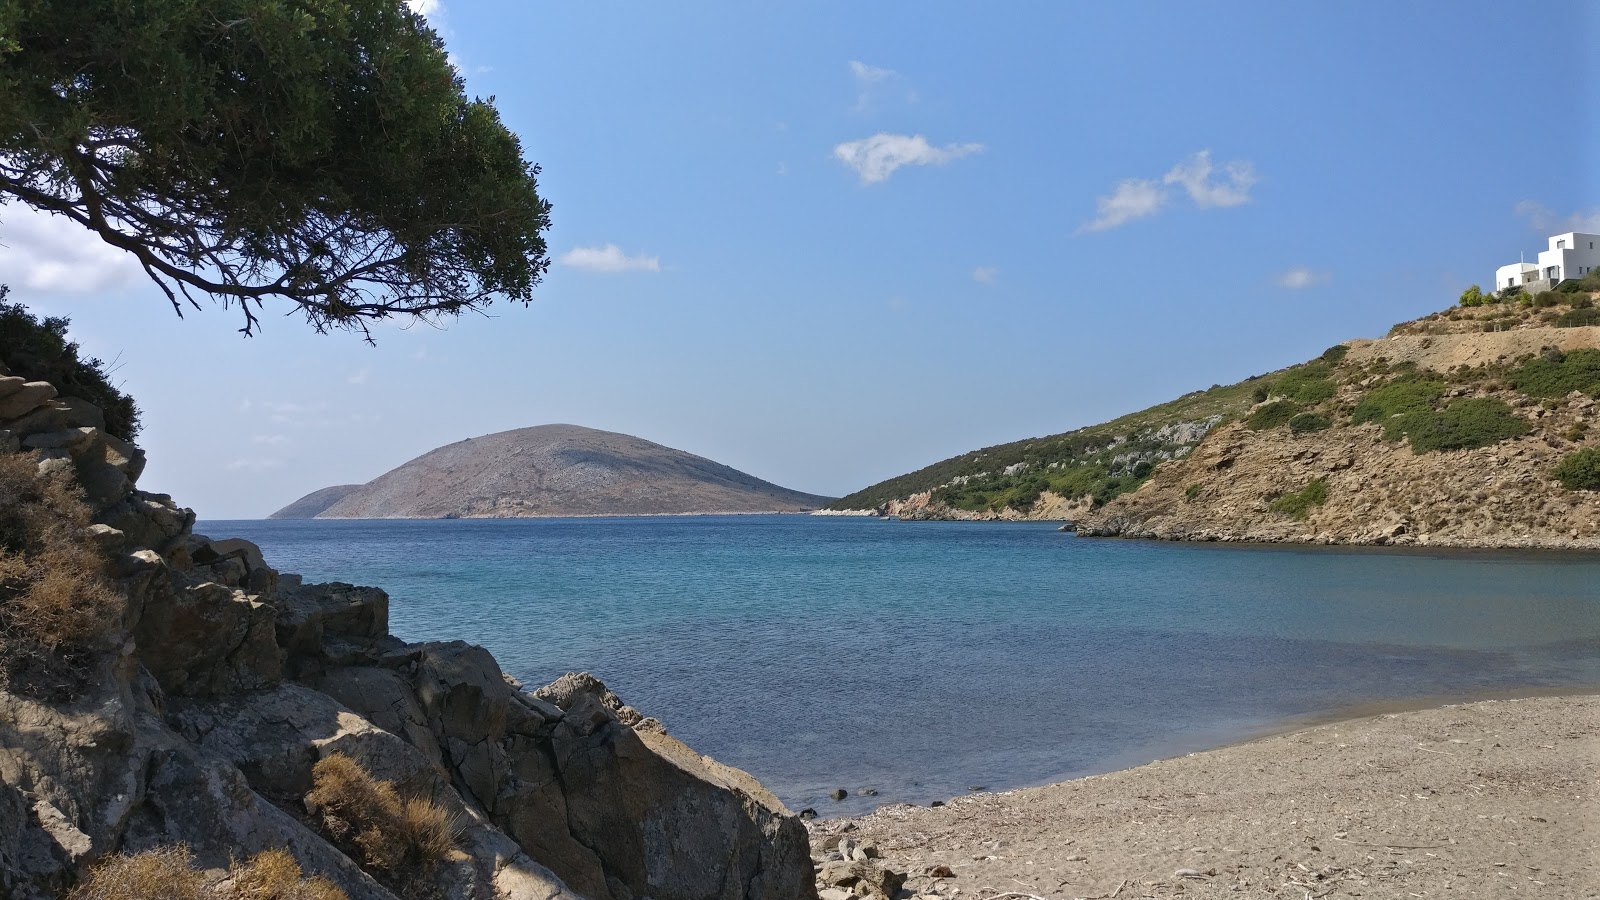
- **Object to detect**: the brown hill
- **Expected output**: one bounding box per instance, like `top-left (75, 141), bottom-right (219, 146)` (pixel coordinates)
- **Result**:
top-left (267, 483), bottom-right (361, 518)
top-left (1075, 303), bottom-right (1600, 548)
top-left (278, 424), bottom-right (831, 519)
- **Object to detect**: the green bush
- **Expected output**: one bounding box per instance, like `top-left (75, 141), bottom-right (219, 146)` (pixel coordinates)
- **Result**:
top-left (1288, 412), bottom-right (1331, 434)
top-left (1393, 397), bottom-right (1530, 454)
top-left (1459, 285), bottom-right (1485, 307)
top-left (0, 293), bottom-right (141, 440)
top-left (1320, 344), bottom-right (1349, 364)
top-left (1557, 279), bottom-right (1587, 294)
top-left (1269, 479), bottom-right (1328, 519)
top-left (1557, 308), bottom-right (1600, 327)
top-left (1509, 348), bottom-right (1600, 398)
top-left (1247, 400), bottom-right (1301, 430)
top-left (1184, 483), bottom-right (1202, 501)
top-left (1250, 384), bottom-right (1269, 404)
top-left (1532, 291), bottom-right (1562, 308)
top-left (1351, 377), bottom-right (1446, 427)
top-left (1553, 448), bottom-right (1600, 490)
top-left (1272, 362), bottom-right (1336, 404)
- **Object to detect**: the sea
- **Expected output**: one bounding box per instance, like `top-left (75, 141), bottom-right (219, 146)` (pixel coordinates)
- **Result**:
top-left (204, 515), bottom-right (1600, 816)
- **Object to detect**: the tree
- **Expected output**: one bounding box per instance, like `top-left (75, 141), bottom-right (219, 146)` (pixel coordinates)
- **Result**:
top-left (0, 0), bottom-right (551, 338)
top-left (1458, 285), bottom-right (1484, 307)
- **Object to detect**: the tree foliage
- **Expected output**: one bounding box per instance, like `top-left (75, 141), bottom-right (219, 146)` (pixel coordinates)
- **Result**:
top-left (0, 0), bottom-right (551, 337)
top-left (1458, 284), bottom-right (1485, 307)
top-left (0, 288), bottom-right (141, 438)
top-left (1553, 448), bottom-right (1600, 491)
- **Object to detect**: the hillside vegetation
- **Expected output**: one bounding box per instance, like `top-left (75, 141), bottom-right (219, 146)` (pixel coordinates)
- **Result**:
top-left (833, 284), bottom-right (1600, 546)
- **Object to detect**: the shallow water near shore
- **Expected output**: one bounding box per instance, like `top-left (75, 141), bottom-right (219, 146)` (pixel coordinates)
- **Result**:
top-left (209, 515), bottom-right (1600, 816)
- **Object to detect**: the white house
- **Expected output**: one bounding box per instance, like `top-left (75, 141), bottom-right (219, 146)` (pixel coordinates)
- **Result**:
top-left (1496, 231), bottom-right (1600, 291)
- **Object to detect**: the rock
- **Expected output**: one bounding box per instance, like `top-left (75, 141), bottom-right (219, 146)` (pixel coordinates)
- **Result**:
top-left (274, 582), bottom-right (389, 670)
top-left (860, 788), bottom-right (878, 796)
top-left (817, 860), bottom-right (906, 899)
top-left (930, 800), bottom-right (944, 807)
top-left (831, 788), bottom-right (848, 801)
top-left (967, 785), bottom-right (987, 792)
top-left (0, 381), bottom-right (56, 420)
top-left (20, 427), bottom-right (95, 453)
top-left (799, 808), bottom-right (819, 820)
top-left (927, 864), bottom-right (955, 878)
top-left (0, 375), bottom-right (24, 399)
top-left (131, 575), bottom-right (283, 696)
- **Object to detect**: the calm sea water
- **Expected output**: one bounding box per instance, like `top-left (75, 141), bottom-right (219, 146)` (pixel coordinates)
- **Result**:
top-left (204, 516), bottom-right (1600, 815)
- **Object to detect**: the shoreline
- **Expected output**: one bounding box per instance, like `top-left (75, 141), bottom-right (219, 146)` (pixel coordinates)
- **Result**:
top-left (810, 693), bottom-right (1600, 898)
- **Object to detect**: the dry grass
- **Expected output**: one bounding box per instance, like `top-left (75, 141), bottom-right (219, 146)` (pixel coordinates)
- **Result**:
top-left (67, 846), bottom-right (205, 900)
top-left (306, 754), bottom-right (457, 878)
top-left (0, 452), bottom-right (122, 697)
top-left (225, 849), bottom-right (348, 900)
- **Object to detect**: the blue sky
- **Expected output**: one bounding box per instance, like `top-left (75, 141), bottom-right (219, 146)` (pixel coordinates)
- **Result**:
top-left (2, 1), bottom-right (1597, 517)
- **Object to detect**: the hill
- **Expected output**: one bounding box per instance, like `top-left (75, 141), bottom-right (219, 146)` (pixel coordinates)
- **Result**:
top-left (267, 484), bottom-right (361, 519)
top-left (830, 288), bottom-right (1600, 549)
top-left (274, 424), bottom-right (832, 519)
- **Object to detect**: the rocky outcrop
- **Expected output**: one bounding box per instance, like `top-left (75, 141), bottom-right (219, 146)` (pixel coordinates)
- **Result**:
top-left (0, 356), bottom-right (816, 900)
top-left (275, 424), bottom-right (833, 519)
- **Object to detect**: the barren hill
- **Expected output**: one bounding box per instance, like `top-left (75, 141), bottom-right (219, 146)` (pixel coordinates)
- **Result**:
top-left (276, 424), bottom-right (832, 519)
top-left (831, 294), bottom-right (1600, 549)
top-left (267, 484), bottom-right (361, 519)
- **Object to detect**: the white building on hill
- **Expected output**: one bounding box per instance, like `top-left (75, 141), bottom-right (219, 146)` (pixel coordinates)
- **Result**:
top-left (1496, 231), bottom-right (1600, 292)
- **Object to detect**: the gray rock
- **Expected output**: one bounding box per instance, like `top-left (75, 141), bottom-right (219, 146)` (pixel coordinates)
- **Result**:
top-left (0, 382), bottom-right (56, 420)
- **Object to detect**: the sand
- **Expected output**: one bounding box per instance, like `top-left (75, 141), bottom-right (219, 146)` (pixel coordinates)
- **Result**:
top-left (810, 695), bottom-right (1599, 899)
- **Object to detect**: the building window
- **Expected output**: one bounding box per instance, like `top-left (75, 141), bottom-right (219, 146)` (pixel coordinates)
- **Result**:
top-left (1558, 239), bottom-right (1567, 249)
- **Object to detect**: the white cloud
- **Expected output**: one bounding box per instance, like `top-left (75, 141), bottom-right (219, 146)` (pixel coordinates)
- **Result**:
top-left (849, 60), bottom-right (896, 84)
top-left (1274, 266), bottom-right (1330, 289)
top-left (972, 266), bottom-right (998, 285)
top-left (559, 244), bottom-right (661, 273)
top-left (1077, 150), bottom-right (1257, 234)
top-left (833, 133), bottom-right (983, 185)
top-left (407, 0), bottom-right (441, 16)
top-left (0, 203), bottom-right (140, 294)
top-left (1077, 179), bottom-right (1168, 234)
top-left (776, 162), bottom-right (789, 177)
top-left (250, 434), bottom-right (291, 447)
top-left (225, 457), bottom-right (286, 473)
top-left (1515, 200), bottom-right (1600, 234)
top-left (1163, 150), bottom-right (1256, 208)
top-left (347, 367), bottom-right (371, 385)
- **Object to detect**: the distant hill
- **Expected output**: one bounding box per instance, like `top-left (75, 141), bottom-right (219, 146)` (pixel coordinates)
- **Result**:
top-left (267, 484), bottom-right (362, 519)
top-left (270, 424), bottom-right (832, 519)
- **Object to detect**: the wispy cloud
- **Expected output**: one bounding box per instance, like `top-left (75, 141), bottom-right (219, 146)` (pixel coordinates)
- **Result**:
top-left (1077, 179), bottom-right (1168, 234)
top-left (1078, 150), bottom-right (1257, 234)
top-left (972, 266), bottom-right (999, 285)
top-left (559, 244), bottom-right (661, 273)
top-left (347, 367), bottom-right (371, 385)
top-left (0, 203), bottom-right (139, 294)
top-left (1515, 200), bottom-right (1600, 234)
top-left (1274, 266), bottom-right (1330, 289)
top-left (225, 457), bottom-right (286, 473)
top-left (848, 60), bottom-right (906, 112)
top-left (833, 133), bottom-right (983, 185)
top-left (407, 0), bottom-right (441, 16)
top-left (1163, 151), bottom-right (1256, 208)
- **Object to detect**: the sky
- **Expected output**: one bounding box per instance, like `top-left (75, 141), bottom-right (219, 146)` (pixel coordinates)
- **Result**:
top-left (2, 1), bottom-right (1598, 518)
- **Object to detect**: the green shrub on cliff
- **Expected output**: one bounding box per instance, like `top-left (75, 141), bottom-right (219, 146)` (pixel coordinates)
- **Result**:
top-left (1269, 479), bottom-right (1328, 519)
top-left (1267, 362), bottom-right (1336, 404)
top-left (1458, 285), bottom-right (1486, 307)
top-left (1393, 398), bottom-right (1530, 454)
top-left (0, 292), bottom-right (141, 440)
top-left (1509, 348), bottom-right (1600, 398)
top-left (1288, 413), bottom-right (1331, 434)
top-left (1554, 307), bottom-right (1600, 328)
top-left (1553, 448), bottom-right (1600, 491)
top-left (1247, 400), bottom-right (1301, 430)
top-left (1351, 377), bottom-right (1446, 429)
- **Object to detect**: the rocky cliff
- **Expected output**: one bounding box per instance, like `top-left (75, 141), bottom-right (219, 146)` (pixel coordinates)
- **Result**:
top-left (268, 484), bottom-right (363, 519)
top-left (274, 424), bottom-right (832, 519)
top-left (0, 364), bottom-right (815, 899)
top-left (1076, 303), bottom-right (1600, 548)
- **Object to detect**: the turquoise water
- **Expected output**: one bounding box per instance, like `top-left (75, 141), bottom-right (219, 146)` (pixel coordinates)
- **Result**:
top-left (207, 516), bottom-right (1600, 815)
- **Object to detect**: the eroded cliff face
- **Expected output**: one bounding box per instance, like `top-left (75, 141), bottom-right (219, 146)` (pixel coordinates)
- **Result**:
top-left (1077, 316), bottom-right (1600, 549)
top-left (0, 360), bottom-right (815, 900)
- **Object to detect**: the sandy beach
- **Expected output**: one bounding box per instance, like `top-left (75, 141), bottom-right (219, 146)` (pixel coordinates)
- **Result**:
top-left (809, 695), bottom-right (1599, 899)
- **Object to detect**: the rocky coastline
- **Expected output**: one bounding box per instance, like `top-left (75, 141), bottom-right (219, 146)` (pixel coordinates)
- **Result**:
top-left (0, 363), bottom-right (815, 900)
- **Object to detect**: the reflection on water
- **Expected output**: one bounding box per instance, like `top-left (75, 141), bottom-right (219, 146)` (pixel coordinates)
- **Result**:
top-left (211, 516), bottom-right (1600, 814)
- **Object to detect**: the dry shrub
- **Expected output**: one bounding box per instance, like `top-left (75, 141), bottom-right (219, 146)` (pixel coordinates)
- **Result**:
top-left (0, 452), bottom-right (122, 697)
top-left (225, 849), bottom-right (348, 900)
top-left (306, 754), bottom-right (457, 877)
top-left (67, 845), bottom-right (205, 900)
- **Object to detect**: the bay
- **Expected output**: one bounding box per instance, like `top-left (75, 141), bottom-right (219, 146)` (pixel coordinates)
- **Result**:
top-left (206, 515), bottom-right (1600, 815)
